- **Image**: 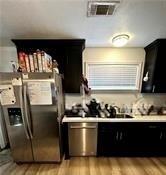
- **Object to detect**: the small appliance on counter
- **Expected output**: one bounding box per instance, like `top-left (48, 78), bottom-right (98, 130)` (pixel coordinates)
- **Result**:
top-left (86, 98), bottom-right (100, 116)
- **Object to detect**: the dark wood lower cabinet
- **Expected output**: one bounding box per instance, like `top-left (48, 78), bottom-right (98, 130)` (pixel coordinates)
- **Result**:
top-left (97, 123), bottom-right (118, 156)
top-left (97, 122), bottom-right (166, 157)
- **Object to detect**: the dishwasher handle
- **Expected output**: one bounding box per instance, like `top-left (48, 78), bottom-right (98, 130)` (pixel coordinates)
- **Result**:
top-left (70, 126), bottom-right (97, 129)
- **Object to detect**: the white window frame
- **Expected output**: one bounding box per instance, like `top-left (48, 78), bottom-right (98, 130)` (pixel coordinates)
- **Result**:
top-left (85, 61), bottom-right (143, 91)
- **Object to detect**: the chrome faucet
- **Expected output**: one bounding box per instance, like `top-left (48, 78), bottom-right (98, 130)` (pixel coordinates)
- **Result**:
top-left (137, 104), bottom-right (155, 115)
top-left (137, 108), bottom-right (144, 116)
top-left (147, 105), bottom-right (154, 115)
top-left (112, 106), bottom-right (120, 113)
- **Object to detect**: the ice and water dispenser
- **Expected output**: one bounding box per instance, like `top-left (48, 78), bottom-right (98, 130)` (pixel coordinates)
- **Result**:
top-left (8, 108), bottom-right (23, 126)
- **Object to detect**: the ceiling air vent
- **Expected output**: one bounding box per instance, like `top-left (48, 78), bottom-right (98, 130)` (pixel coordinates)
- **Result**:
top-left (87, 1), bottom-right (120, 17)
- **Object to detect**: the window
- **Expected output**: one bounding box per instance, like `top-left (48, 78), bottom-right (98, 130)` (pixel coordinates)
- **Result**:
top-left (86, 62), bottom-right (143, 90)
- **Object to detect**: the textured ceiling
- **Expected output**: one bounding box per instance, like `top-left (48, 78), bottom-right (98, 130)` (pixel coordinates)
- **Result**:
top-left (0, 0), bottom-right (166, 47)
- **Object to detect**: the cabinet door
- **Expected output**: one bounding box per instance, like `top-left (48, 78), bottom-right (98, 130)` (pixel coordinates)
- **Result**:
top-left (144, 125), bottom-right (162, 155)
top-left (125, 123), bottom-right (163, 156)
top-left (153, 43), bottom-right (166, 93)
top-left (160, 125), bottom-right (166, 155)
top-left (97, 123), bottom-right (118, 156)
top-left (64, 47), bottom-right (82, 93)
top-left (117, 128), bottom-right (142, 155)
top-left (115, 123), bottom-right (149, 156)
top-left (141, 45), bottom-right (158, 93)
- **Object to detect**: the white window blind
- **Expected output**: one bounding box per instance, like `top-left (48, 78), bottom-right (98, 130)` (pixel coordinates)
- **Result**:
top-left (86, 63), bottom-right (142, 90)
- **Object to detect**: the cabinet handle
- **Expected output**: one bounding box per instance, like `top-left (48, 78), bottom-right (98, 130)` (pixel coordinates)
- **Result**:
top-left (152, 85), bottom-right (155, 92)
top-left (160, 132), bottom-right (163, 140)
top-left (148, 125), bottom-right (157, 129)
top-left (70, 126), bottom-right (96, 129)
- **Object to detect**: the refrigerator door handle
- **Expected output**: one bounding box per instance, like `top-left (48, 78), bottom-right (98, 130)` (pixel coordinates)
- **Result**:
top-left (19, 86), bottom-right (30, 140)
top-left (23, 84), bottom-right (33, 139)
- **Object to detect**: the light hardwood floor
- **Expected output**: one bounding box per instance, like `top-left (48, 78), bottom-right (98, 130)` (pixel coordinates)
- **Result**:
top-left (0, 157), bottom-right (166, 175)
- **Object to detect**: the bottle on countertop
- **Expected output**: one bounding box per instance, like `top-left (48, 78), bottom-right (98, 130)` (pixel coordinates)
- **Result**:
top-left (109, 105), bottom-right (116, 118)
top-left (104, 104), bottom-right (111, 117)
top-left (120, 104), bottom-right (126, 113)
top-left (52, 59), bottom-right (59, 73)
top-left (128, 103), bottom-right (133, 115)
top-left (99, 110), bottom-right (106, 118)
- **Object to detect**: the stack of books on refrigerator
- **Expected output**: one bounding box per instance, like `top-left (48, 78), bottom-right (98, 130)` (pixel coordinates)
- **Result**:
top-left (18, 50), bottom-right (53, 73)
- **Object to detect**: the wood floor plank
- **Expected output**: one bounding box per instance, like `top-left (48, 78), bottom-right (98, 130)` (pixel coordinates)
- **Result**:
top-left (120, 158), bottom-right (148, 175)
top-left (11, 164), bottom-right (29, 175)
top-left (37, 164), bottom-right (59, 175)
top-left (117, 158), bottom-right (139, 175)
top-left (98, 158), bottom-right (112, 175)
top-left (136, 158), bottom-right (165, 175)
top-left (79, 157), bottom-right (90, 175)
top-left (0, 157), bottom-right (166, 175)
top-left (68, 157), bottom-right (80, 175)
top-left (24, 164), bottom-right (40, 175)
top-left (158, 158), bottom-right (166, 166)
top-left (57, 160), bottom-right (69, 175)
top-left (151, 158), bottom-right (166, 175)
top-left (109, 158), bottom-right (122, 175)
top-left (89, 157), bottom-right (101, 175)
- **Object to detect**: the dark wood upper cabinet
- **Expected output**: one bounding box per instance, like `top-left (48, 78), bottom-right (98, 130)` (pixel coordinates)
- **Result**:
top-left (12, 39), bottom-right (85, 93)
top-left (141, 39), bottom-right (166, 93)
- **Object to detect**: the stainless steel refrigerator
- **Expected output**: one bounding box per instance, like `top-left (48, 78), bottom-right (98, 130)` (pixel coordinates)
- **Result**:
top-left (0, 72), bottom-right (64, 163)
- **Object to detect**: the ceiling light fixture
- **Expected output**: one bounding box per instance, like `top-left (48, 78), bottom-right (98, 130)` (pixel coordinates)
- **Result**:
top-left (112, 34), bottom-right (129, 47)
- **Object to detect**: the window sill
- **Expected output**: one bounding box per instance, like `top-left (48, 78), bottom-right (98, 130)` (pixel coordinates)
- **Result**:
top-left (91, 90), bottom-right (140, 94)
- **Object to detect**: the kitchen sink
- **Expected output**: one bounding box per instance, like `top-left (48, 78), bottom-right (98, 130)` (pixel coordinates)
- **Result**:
top-left (65, 114), bottom-right (98, 118)
top-left (115, 114), bottom-right (133, 118)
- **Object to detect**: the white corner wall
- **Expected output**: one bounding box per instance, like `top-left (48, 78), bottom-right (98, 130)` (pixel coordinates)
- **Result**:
top-left (0, 46), bottom-right (17, 148)
top-left (0, 47), bottom-right (17, 72)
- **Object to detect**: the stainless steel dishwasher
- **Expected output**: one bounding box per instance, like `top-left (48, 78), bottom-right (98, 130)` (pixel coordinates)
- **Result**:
top-left (68, 122), bottom-right (98, 156)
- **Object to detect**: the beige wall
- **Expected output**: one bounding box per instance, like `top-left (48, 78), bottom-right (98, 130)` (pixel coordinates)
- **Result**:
top-left (83, 47), bottom-right (145, 62)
